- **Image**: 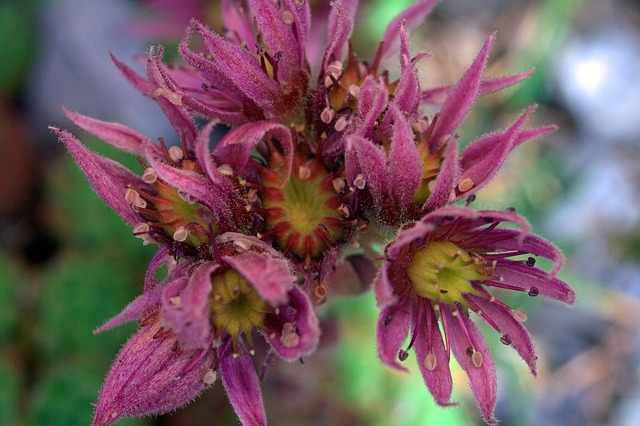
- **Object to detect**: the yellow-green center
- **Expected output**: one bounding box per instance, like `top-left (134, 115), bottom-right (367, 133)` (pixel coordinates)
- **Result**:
top-left (406, 241), bottom-right (490, 306)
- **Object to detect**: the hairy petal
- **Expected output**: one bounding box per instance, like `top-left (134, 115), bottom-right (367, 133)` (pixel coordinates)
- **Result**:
top-left (444, 306), bottom-right (498, 424)
top-left (392, 22), bottom-right (422, 115)
top-left (222, 0), bottom-right (255, 45)
top-left (344, 135), bottom-right (390, 212)
top-left (221, 345), bottom-right (267, 426)
top-left (322, 0), bottom-right (355, 76)
top-left (389, 105), bottom-right (422, 214)
top-left (492, 263), bottom-right (575, 304)
top-left (109, 52), bottom-right (150, 96)
top-left (92, 312), bottom-right (215, 426)
top-left (376, 298), bottom-right (410, 372)
top-left (429, 33), bottom-right (494, 151)
top-left (353, 77), bottom-right (388, 138)
top-left (51, 128), bottom-right (142, 227)
top-left (422, 138), bottom-right (459, 213)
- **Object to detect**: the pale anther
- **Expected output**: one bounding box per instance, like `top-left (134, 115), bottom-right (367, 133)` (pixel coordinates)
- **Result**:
top-left (320, 107), bottom-right (335, 124)
top-left (218, 164), bottom-right (234, 176)
top-left (168, 146), bottom-right (184, 162)
top-left (334, 116), bottom-right (349, 132)
top-left (125, 188), bottom-right (147, 209)
top-left (298, 165), bottom-right (311, 180)
top-left (347, 84), bottom-right (361, 99)
top-left (332, 177), bottom-right (345, 193)
top-left (424, 353), bottom-right (437, 371)
top-left (512, 308), bottom-right (528, 323)
top-left (282, 10), bottom-right (295, 25)
top-left (173, 226), bottom-right (189, 242)
top-left (471, 351), bottom-right (483, 368)
top-left (353, 174), bottom-right (366, 190)
top-left (142, 167), bottom-right (158, 184)
top-left (457, 177), bottom-right (475, 192)
top-left (203, 369), bottom-right (217, 385)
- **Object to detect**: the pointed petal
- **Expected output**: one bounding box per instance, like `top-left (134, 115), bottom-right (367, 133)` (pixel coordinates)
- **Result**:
top-left (344, 135), bottom-right (390, 212)
top-left (95, 285), bottom-right (163, 333)
top-left (283, 0), bottom-right (311, 64)
top-left (467, 293), bottom-right (537, 375)
top-left (144, 245), bottom-right (172, 291)
top-left (222, 251), bottom-right (294, 305)
top-left (213, 121), bottom-right (293, 185)
top-left (429, 33), bottom-right (494, 151)
top-left (264, 286), bottom-right (320, 360)
top-left (222, 0), bottom-right (255, 45)
top-left (321, 0), bottom-right (355, 76)
top-left (376, 298), bottom-right (410, 372)
top-left (347, 254), bottom-right (378, 291)
top-left (63, 109), bottom-right (150, 155)
top-left (492, 263), bottom-right (575, 304)
top-left (374, 261), bottom-right (398, 309)
top-left (379, 0), bottom-right (439, 64)
top-left (51, 128), bottom-right (142, 227)
top-left (221, 345), bottom-right (267, 426)
top-left (353, 77), bottom-right (388, 138)
top-left (93, 312), bottom-right (216, 426)
top-left (109, 52), bottom-right (150, 96)
top-left (456, 105), bottom-right (534, 199)
top-left (389, 105), bottom-right (422, 213)
top-left (413, 302), bottom-right (455, 406)
top-left (392, 23), bottom-right (422, 115)
top-left (422, 139), bottom-right (459, 212)
top-left (444, 306), bottom-right (498, 424)
top-left (514, 125), bottom-right (558, 148)
top-left (162, 265), bottom-right (218, 350)
top-left (482, 229), bottom-right (564, 275)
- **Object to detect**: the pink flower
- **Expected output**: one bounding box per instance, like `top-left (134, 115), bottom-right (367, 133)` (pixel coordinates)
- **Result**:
top-left (375, 207), bottom-right (575, 423)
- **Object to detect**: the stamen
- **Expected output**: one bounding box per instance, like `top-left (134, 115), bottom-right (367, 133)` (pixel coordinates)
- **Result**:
top-left (528, 286), bottom-right (540, 297)
top-left (320, 107), bottom-right (336, 124)
top-left (282, 10), bottom-right (295, 25)
top-left (465, 194), bottom-right (476, 206)
top-left (526, 257), bottom-right (536, 267)
top-left (338, 204), bottom-right (350, 218)
top-left (412, 118), bottom-right (429, 134)
top-left (332, 177), bottom-right (346, 193)
top-left (173, 226), bottom-right (189, 242)
top-left (326, 60), bottom-right (343, 77)
top-left (298, 165), bottom-right (311, 180)
top-left (353, 174), bottom-right (366, 190)
top-left (347, 84), bottom-right (361, 100)
top-left (334, 115), bottom-right (349, 132)
top-left (168, 146), bottom-right (184, 162)
top-left (398, 349), bottom-right (409, 361)
top-left (500, 334), bottom-right (512, 345)
top-left (125, 188), bottom-right (147, 209)
top-left (424, 353), bottom-right (437, 371)
top-left (202, 369), bottom-right (217, 385)
top-left (471, 351), bottom-right (483, 368)
top-left (512, 308), bottom-right (528, 323)
top-left (218, 164), bottom-right (234, 176)
top-left (457, 178), bottom-right (475, 193)
top-left (142, 167), bottom-right (158, 184)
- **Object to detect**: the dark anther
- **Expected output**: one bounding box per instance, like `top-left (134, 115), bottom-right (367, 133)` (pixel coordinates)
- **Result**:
top-left (299, 357), bottom-right (304, 364)
top-left (482, 216), bottom-right (494, 223)
top-left (384, 316), bottom-right (392, 326)
top-left (274, 51), bottom-right (283, 61)
top-left (398, 349), bottom-right (409, 361)
top-left (171, 340), bottom-right (179, 352)
top-left (528, 286), bottom-right (540, 297)
top-left (506, 207), bottom-right (516, 213)
top-left (443, 216), bottom-right (455, 222)
top-left (439, 289), bottom-right (448, 294)
top-left (466, 194), bottom-right (476, 206)
top-left (466, 346), bottom-right (474, 356)
top-left (500, 334), bottom-right (512, 345)
top-left (526, 257), bottom-right (536, 267)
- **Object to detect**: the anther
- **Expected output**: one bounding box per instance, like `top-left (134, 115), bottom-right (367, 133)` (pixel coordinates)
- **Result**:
top-left (338, 204), bottom-right (350, 218)
top-left (506, 207), bottom-right (516, 213)
top-left (326, 60), bottom-right (343, 76)
top-left (500, 334), bottom-right (512, 345)
top-left (424, 353), bottom-right (437, 371)
top-left (320, 107), bottom-right (335, 124)
top-left (173, 226), bottom-right (189, 242)
top-left (332, 177), bottom-right (346, 193)
top-left (125, 188), bottom-right (147, 209)
top-left (512, 308), bottom-right (528, 323)
top-left (466, 194), bottom-right (476, 206)
top-left (298, 165), bottom-right (311, 180)
top-left (384, 316), bottom-right (392, 326)
top-left (398, 349), bottom-right (409, 361)
top-left (281, 332), bottom-right (300, 348)
top-left (133, 222), bottom-right (150, 236)
top-left (466, 346), bottom-right (474, 356)
top-left (471, 351), bottom-right (483, 368)
top-left (526, 257), bottom-right (536, 267)
top-left (169, 296), bottom-right (181, 307)
top-left (178, 191), bottom-right (197, 205)
top-left (203, 369), bottom-right (217, 385)
top-left (353, 174), bottom-right (366, 190)
top-left (412, 118), bottom-right (429, 134)
top-left (457, 177), bottom-right (475, 192)
top-left (528, 286), bottom-right (540, 297)
top-left (168, 146), bottom-right (184, 162)
top-left (218, 164), bottom-right (234, 176)
top-left (334, 115), bottom-right (349, 132)
top-left (282, 10), bottom-right (295, 25)
top-left (142, 167), bottom-right (158, 184)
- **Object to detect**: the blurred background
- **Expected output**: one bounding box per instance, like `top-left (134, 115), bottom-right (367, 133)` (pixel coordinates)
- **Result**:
top-left (1, 0), bottom-right (640, 425)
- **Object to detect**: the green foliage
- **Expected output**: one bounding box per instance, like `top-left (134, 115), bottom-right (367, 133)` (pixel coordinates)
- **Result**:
top-left (0, 253), bottom-right (21, 343)
top-left (0, 1), bottom-right (36, 95)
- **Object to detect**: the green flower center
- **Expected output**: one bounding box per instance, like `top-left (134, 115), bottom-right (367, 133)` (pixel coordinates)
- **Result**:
top-left (406, 241), bottom-right (491, 306)
top-left (210, 269), bottom-right (269, 350)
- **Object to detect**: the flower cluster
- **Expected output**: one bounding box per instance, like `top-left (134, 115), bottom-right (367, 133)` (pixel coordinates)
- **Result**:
top-left (52, 0), bottom-right (575, 424)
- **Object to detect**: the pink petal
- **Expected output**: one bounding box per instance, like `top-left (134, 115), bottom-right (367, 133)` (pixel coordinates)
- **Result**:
top-left (467, 293), bottom-right (537, 374)
top-left (283, 0), bottom-right (311, 64)
top-left (222, 0), bottom-right (255, 46)
top-left (422, 138), bottom-right (459, 213)
top-left (51, 127), bottom-right (142, 227)
top-left (379, 0), bottom-right (439, 65)
top-left (95, 285), bottom-right (163, 334)
top-left (344, 135), bottom-right (390, 212)
top-left (63, 109), bottom-right (150, 156)
top-left (443, 306), bottom-right (498, 424)
top-left (222, 251), bottom-right (294, 305)
top-left (321, 0), bottom-right (355, 76)
top-left (429, 33), bottom-right (494, 151)
top-left (264, 286), bottom-right (320, 360)
top-left (413, 301), bottom-right (455, 406)
top-left (93, 312), bottom-right (215, 426)
top-left (353, 77), bottom-right (388, 139)
top-left (514, 125), bottom-right (558, 148)
top-left (388, 105), bottom-right (422, 214)
top-left (376, 298), bottom-right (410, 372)
top-left (109, 52), bottom-right (150, 96)
top-left (374, 261), bottom-right (398, 309)
top-left (392, 23), bottom-right (421, 115)
top-left (220, 345), bottom-right (267, 426)
top-left (492, 263), bottom-right (575, 304)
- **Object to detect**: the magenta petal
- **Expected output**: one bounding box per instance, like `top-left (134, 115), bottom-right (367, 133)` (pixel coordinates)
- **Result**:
top-left (109, 52), bottom-right (150, 96)
top-left (322, 0), bottom-right (355, 75)
top-left (264, 286), bottom-right (320, 360)
top-left (144, 246), bottom-right (172, 291)
top-left (479, 68), bottom-right (534, 96)
top-left (392, 23), bottom-right (421, 115)
top-left (283, 0), bottom-right (311, 64)
top-left (444, 306), bottom-right (498, 424)
top-left (514, 125), bottom-right (558, 148)
top-left (374, 261), bottom-right (398, 309)
top-left (95, 285), bottom-right (163, 334)
top-left (456, 105), bottom-right (534, 199)
top-left (353, 77), bottom-right (388, 139)
top-left (492, 263), bottom-right (575, 304)
top-left (344, 135), bottom-right (390, 210)
top-left (222, 251), bottom-right (294, 305)
top-left (64, 109), bottom-right (149, 156)
top-left (380, 0), bottom-right (439, 64)
top-left (220, 345), bottom-right (267, 426)
top-left (162, 264), bottom-right (218, 349)
top-left (222, 0), bottom-right (255, 46)
top-left (93, 312), bottom-right (215, 426)
top-left (467, 293), bottom-right (537, 375)
top-left (213, 121), bottom-right (293, 185)
top-left (51, 127), bottom-right (142, 227)
top-left (422, 139), bottom-right (458, 212)
top-left (413, 302), bottom-right (455, 406)
top-left (376, 298), bottom-right (410, 372)
top-left (389, 105), bottom-right (422, 213)
top-left (429, 33), bottom-right (494, 151)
